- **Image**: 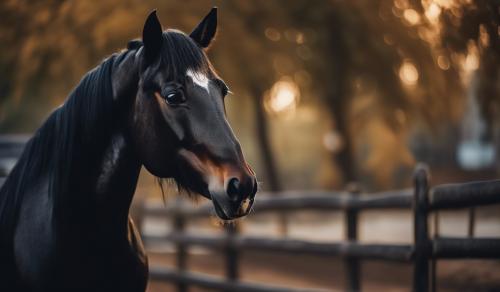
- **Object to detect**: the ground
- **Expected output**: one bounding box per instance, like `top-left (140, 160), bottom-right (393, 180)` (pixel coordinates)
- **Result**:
top-left (146, 251), bottom-right (500, 292)
top-left (138, 193), bottom-right (500, 292)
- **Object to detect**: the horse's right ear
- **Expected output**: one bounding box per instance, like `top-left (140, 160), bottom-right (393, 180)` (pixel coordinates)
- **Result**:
top-left (190, 7), bottom-right (217, 48)
top-left (142, 10), bottom-right (163, 64)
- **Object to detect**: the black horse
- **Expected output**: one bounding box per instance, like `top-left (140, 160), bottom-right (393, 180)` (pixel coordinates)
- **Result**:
top-left (0, 8), bottom-right (257, 292)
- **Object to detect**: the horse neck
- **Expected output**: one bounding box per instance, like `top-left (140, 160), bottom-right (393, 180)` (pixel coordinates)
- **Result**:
top-left (89, 50), bottom-right (143, 235)
top-left (92, 131), bottom-right (141, 234)
top-left (57, 50), bottom-right (141, 237)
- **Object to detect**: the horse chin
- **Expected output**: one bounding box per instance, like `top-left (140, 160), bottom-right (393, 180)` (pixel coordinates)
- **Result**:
top-left (211, 198), bottom-right (232, 220)
top-left (209, 189), bottom-right (253, 221)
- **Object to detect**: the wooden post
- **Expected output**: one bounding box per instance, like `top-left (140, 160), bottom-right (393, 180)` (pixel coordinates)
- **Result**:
top-left (345, 185), bottom-right (360, 291)
top-left (431, 211), bottom-right (439, 292)
top-left (413, 165), bottom-right (430, 292)
top-left (468, 207), bottom-right (475, 238)
top-left (174, 211), bottom-right (187, 292)
top-left (279, 212), bottom-right (289, 237)
top-left (224, 222), bottom-right (239, 282)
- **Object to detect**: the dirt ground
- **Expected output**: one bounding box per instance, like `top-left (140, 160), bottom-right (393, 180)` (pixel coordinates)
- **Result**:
top-left (145, 251), bottom-right (500, 292)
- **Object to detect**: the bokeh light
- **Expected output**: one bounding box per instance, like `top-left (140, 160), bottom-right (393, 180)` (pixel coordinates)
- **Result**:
top-left (323, 130), bottom-right (343, 153)
top-left (437, 55), bottom-right (450, 70)
top-left (265, 78), bottom-right (300, 115)
top-left (265, 27), bottom-right (281, 41)
top-left (425, 3), bottom-right (441, 23)
top-left (464, 43), bottom-right (479, 72)
top-left (399, 60), bottom-right (419, 86)
top-left (403, 9), bottom-right (420, 25)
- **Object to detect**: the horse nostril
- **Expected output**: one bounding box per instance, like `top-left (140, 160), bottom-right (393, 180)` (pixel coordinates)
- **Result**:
top-left (227, 177), bottom-right (240, 201)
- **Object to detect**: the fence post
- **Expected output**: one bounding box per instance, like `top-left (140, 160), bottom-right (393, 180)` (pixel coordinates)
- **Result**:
top-left (345, 185), bottom-right (360, 292)
top-left (468, 207), bottom-right (475, 237)
top-left (431, 210), bottom-right (439, 292)
top-left (225, 222), bottom-right (239, 282)
top-left (413, 164), bottom-right (430, 292)
top-left (174, 209), bottom-right (187, 292)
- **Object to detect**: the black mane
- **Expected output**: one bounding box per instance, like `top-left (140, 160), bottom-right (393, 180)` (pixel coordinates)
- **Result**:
top-left (145, 29), bottom-right (215, 82)
top-left (163, 30), bottom-right (213, 76)
top-left (0, 53), bottom-right (119, 240)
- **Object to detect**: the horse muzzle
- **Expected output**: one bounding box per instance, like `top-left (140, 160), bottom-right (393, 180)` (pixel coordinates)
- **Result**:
top-left (211, 192), bottom-right (255, 220)
top-left (210, 176), bottom-right (257, 220)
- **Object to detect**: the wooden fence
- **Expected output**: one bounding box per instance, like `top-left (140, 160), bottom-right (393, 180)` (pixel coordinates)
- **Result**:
top-left (140, 166), bottom-right (500, 292)
top-left (1, 135), bottom-right (500, 291)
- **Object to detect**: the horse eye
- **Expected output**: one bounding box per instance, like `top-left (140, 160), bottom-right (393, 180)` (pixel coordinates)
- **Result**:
top-left (164, 91), bottom-right (185, 105)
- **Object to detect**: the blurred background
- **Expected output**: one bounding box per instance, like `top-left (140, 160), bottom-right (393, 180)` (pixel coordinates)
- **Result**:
top-left (1, 0), bottom-right (500, 291)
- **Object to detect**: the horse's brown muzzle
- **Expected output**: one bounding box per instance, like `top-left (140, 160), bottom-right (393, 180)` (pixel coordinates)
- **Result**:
top-left (211, 173), bottom-right (257, 220)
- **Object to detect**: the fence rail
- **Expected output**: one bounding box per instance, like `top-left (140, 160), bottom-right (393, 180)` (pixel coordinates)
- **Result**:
top-left (2, 137), bottom-right (500, 291)
top-left (149, 267), bottom-right (331, 292)
top-left (432, 238), bottom-right (500, 258)
top-left (144, 233), bottom-right (414, 261)
top-left (430, 179), bottom-right (500, 210)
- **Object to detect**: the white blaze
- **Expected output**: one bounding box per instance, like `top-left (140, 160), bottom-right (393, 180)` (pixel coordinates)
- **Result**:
top-left (186, 69), bottom-right (210, 93)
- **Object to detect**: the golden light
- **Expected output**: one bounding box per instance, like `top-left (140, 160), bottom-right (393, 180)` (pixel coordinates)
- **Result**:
top-left (403, 9), bottom-right (420, 25)
top-left (322, 131), bottom-right (343, 153)
top-left (264, 28), bottom-right (281, 41)
top-left (464, 53), bottom-right (479, 72)
top-left (464, 42), bottom-right (479, 72)
top-left (479, 24), bottom-right (489, 48)
top-left (434, 0), bottom-right (454, 8)
top-left (437, 55), bottom-right (450, 70)
top-left (425, 3), bottom-right (441, 22)
top-left (295, 32), bottom-right (305, 44)
top-left (399, 60), bottom-right (419, 86)
top-left (393, 0), bottom-right (409, 10)
top-left (265, 79), bottom-right (300, 115)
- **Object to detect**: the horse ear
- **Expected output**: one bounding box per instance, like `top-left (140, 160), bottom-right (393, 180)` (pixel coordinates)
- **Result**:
top-left (189, 7), bottom-right (217, 48)
top-left (142, 10), bottom-right (163, 63)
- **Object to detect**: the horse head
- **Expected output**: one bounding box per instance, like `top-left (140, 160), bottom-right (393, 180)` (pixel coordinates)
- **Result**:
top-left (131, 8), bottom-right (257, 220)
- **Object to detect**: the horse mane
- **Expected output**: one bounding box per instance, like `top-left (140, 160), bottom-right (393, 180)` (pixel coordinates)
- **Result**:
top-left (0, 53), bottom-right (120, 240)
top-left (140, 29), bottom-right (216, 84)
top-left (161, 29), bottom-right (213, 77)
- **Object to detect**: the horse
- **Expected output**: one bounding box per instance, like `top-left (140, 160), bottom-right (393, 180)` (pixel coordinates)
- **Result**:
top-left (0, 7), bottom-right (257, 292)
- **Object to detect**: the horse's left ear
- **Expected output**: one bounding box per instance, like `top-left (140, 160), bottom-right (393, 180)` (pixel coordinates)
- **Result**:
top-left (143, 10), bottom-right (163, 64)
top-left (190, 7), bottom-right (217, 48)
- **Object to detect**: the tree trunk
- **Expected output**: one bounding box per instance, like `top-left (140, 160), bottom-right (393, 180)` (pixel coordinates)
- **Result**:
top-left (325, 11), bottom-right (357, 186)
top-left (329, 96), bottom-right (357, 185)
top-left (251, 86), bottom-right (288, 235)
top-left (251, 87), bottom-right (282, 192)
